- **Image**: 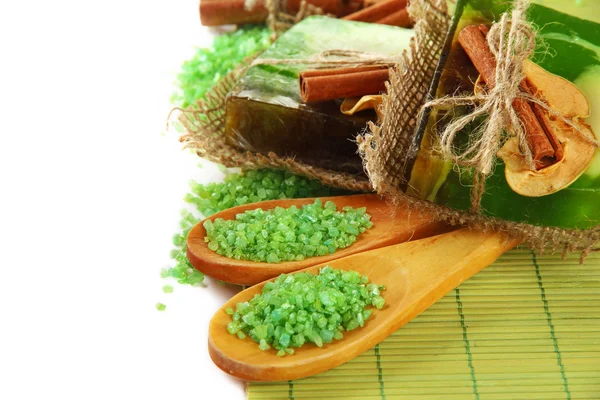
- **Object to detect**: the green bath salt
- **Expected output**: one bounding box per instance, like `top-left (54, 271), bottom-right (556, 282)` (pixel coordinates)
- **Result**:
top-left (164, 169), bottom-right (349, 287)
top-left (186, 169), bottom-right (347, 217)
top-left (203, 199), bottom-right (373, 263)
top-left (226, 266), bottom-right (385, 355)
top-left (172, 26), bottom-right (271, 108)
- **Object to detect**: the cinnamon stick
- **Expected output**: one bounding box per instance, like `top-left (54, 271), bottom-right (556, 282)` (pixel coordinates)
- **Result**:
top-left (457, 25), bottom-right (558, 167)
top-left (530, 101), bottom-right (564, 161)
top-left (342, 0), bottom-right (407, 23)
top-left (200, 0), bottom-right (363, 26)
top-left (300, 66), bottom-right (389, 103)
top-left (200, 0), bottom-right (266, 26)
top-left (374, 8), bottom-right (411, 27)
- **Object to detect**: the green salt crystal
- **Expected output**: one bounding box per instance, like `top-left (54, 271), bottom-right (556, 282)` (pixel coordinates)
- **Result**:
top-left (227, 322), bottom-right (238, 335)
top-left (357, 312), bottom-right (365, 327)
top-left (266, 253), bottom-right (280, 263)
top-left (255, 325), bottom-right (268, 340)
top-left (293, 334), bottom-right (305, 347)
top-left (279, 333), bottom-right (291, 348)
top-left (225, 17), bottom-right (413, 173)
top-left (156, 303), bottom-right (166, 312)
top-left (320, 329), bottom-right (334, 343)
top-left (372, 296), bottom-right (385, 310)
top-left (162, 285), bottom-right (174, 294)
top-left (346, 320), bottom-right (359, 331)
top-left (309, 331), bottom-right (324, 348)
top-left (259, 339), bottom-right (270, 351)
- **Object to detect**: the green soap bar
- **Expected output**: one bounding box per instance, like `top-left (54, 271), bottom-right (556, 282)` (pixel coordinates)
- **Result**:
top-left (225, 16), bottom-right (413, 173)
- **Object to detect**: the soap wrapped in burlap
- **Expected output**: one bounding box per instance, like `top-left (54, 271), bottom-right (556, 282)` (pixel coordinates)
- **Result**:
top-left (358, 0), bottom-right (600, 259)
top-left (177, 15), bottom-right (414, 193)
top-left (177, 0), bottom-right (599, 259)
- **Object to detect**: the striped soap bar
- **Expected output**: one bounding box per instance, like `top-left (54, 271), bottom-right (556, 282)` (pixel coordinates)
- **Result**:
top-left (225, 16), bottom-right (412, 174)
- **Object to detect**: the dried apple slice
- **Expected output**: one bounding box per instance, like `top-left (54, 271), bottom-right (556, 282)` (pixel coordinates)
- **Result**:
top-left (497, 61), bottom-right (598, 197)
top-left (523, 61), bottom-right (590, 118)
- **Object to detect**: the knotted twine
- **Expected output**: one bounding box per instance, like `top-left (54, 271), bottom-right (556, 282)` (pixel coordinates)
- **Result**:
top-left (267, 0), bottom-right (328, 37)
top-left (420, 0), bottom-right (597, 211)
top-left (420, 0), bottom-right (533, 211)
top-left (251, 49), bottom-right (399, 69)
top-left (242, 0), bottom-right (328, 37)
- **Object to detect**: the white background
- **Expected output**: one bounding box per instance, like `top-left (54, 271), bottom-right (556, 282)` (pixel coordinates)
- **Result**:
top-left (4, 2), bottom-right (598, 400)
top-left (1, 1), bottom-right (245, 399)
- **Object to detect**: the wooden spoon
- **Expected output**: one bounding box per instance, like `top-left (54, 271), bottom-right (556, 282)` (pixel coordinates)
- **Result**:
top-left (208, 228), bottom-right (520, 381)
top-left (187, 194), bottom-right (450, 285)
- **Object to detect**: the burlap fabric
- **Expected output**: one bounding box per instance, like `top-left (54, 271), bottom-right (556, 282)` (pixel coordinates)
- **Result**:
top-left (176, 59), bottom-right (371, 192)
top-left (176, 0), bottom-right (600, 259)
top-left (358, 0), bottom-right (448, 196)
top-left (265, 0), bottom-right (329, 38)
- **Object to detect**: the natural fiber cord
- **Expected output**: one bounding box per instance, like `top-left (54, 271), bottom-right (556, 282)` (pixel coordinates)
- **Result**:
top-left (247, 249), bottom-right (600, 399)
top-left (265, 0), bottom-right (327, 38)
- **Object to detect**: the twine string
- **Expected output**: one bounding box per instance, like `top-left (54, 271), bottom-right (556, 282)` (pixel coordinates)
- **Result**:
top-left (422, 0), bottom-right (536, 176)
top-left (251, 49), bottom-right (399, 68)
top-left (420, 0), bottom-right (597, 211)
top-left (265, 0), bottom-right (327, 37)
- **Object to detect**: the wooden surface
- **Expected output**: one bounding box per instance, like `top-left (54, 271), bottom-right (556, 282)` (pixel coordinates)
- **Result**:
top-left (187, 194), bottom-right (450, 285)
top-left (208, 228), bottom-right (520, 381)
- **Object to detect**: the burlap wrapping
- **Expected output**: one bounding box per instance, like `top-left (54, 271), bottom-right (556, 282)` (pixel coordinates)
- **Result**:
top-left (357, 0), bottom-right (600, 260)
top-left (176, 0), bottom-right (600, 260)
top-left (265, 0), bottom-right (329, 38)
top-left (176, 57), bottom-right (371, 193)
top-left (358, 0), bottom-right (448, 196)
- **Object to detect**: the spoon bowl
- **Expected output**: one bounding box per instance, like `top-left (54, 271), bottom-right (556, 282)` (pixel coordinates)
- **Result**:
top-left (208, 228), bottom-right (520, 381)
top-left (187, 194), bottom-right (450, 285)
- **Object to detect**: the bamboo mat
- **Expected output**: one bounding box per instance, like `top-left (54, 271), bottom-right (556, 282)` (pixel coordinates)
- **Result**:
top-left (247, 249), bottom-right (600, 400)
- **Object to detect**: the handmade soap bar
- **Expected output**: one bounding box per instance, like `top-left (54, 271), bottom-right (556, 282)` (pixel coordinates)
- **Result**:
top-left (225, 16), bottom-right (413, 174)
top-left (408, 0), bottom-right (600, 229)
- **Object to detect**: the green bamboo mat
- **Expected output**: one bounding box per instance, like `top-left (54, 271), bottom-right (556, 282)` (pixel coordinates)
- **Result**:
top-left (247, 249), bottom-right (600, 400)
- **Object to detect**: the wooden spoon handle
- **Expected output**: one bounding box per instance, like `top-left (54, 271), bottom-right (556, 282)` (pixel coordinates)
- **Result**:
top-left (386, 229), bottom-right (521, 334)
